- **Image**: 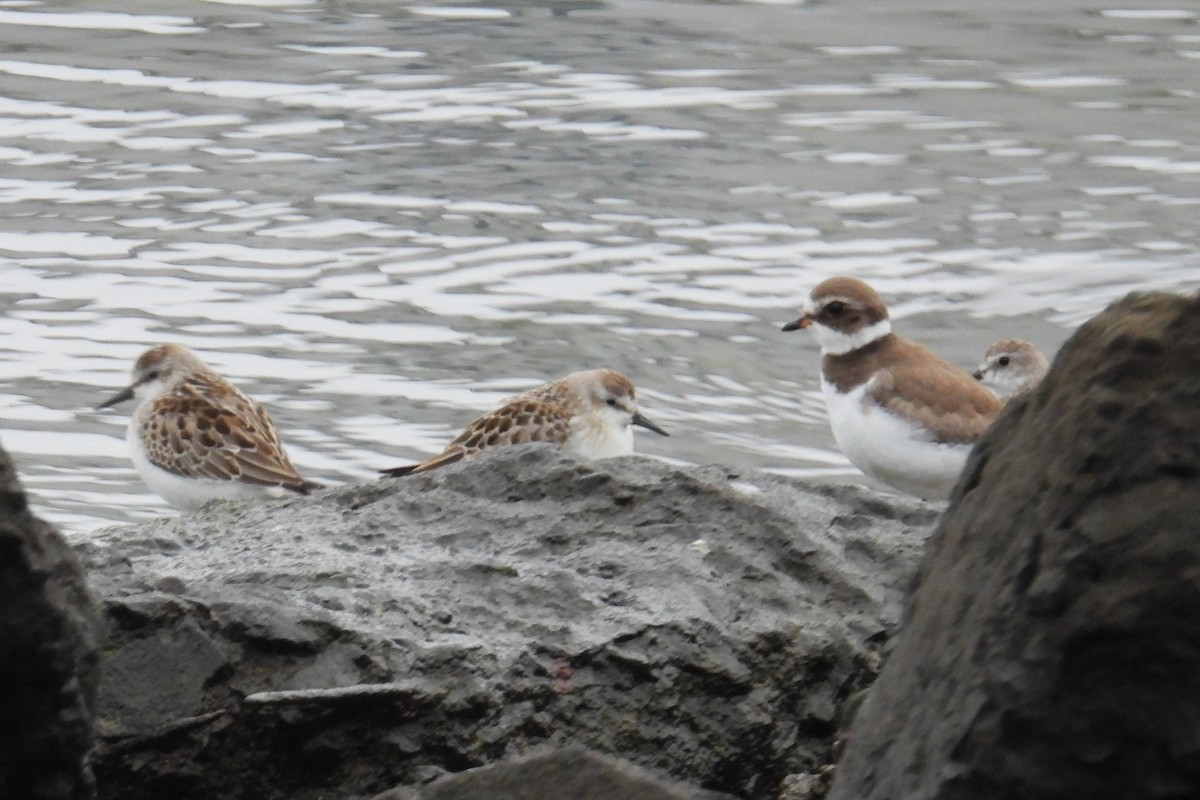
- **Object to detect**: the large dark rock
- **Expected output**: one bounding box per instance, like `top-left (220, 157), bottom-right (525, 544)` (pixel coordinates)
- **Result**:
top-left (79, 445), bottom-right (936, 800)
top-left (0, 439), bottom-right (101, 800)
top-left (831, 290), bottom-right (1200, 800)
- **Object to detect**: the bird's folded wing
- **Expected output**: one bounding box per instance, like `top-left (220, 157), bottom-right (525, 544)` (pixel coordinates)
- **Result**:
top-left (867, 362), bottom-right (1002, 445)
top-left (385, 399), bottom-right (574, 476)
top-left (142, 394), bottom-right (307, 488)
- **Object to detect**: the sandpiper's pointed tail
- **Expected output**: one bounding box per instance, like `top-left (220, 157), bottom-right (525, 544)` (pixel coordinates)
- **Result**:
top-left (379, 447), bottom-right (466, 477)
top-left (379, 464), bottom-right (419, 477)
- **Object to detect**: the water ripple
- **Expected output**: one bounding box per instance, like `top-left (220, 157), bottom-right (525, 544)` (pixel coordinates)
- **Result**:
top-left (0, 0), bottom-right (1197, 531)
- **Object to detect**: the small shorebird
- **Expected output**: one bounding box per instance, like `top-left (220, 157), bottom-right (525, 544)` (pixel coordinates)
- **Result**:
top-left (380, 368), bottom-right (668, 476)
top-left (97, 344), bottom-right (322, 510)
top-left (974, 338), bottom-right (1049, 402)
top-left (782, 276), bottom-right (1002, 500)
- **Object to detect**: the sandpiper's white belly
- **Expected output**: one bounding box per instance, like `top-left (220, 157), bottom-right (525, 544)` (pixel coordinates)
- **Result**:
top-left (127, 422), bottom-right (282, 511)
top-left (822, 380), bottom-right (971, 500)
top-left (566, 415), bottom-right (635, 459)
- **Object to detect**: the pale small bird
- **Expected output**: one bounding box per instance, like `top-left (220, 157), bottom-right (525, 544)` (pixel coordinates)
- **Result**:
top-left (97, 344), bottom-right (322, 510)
top-left (973, 339), bottom-right (1049, 402)
top-left (380, 368), bottom-right (668, 476)
top-left (782, 276), bottom-right (1003, 500)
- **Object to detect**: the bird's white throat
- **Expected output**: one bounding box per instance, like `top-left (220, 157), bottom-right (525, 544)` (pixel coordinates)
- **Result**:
top-left (568, 407), bottom-right (635, 459)
top-left (131, 377), bottom-right (170, 407)
top-left (813, 318), bottom-right (892, 356)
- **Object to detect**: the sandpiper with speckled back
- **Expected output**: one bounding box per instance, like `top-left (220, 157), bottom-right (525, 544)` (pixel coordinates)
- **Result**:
top-left (380, 368), bottom-right (668, 476)
top-left (782, 277), bottom-right (1003, 500)
top-left (97, 344), bottom-right (322, 510)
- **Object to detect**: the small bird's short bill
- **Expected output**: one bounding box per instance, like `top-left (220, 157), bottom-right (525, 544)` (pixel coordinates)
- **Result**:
top-left (96, 385), bottom-right (135, 410)
top-left (781, 316), bottom-right (813, 332)
top-left (632, 411), bottom-right (668, 437)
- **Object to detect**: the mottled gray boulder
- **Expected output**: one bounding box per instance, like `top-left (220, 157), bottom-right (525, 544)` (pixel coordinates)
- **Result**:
top-left (0, 439), bottom-right (101, 800)
top-left (831, 290), bottom-right (1200, 800)
top-left (79, 445), bottom-right (935, 800)
top-left (372, 745), bottom-right (737, 800)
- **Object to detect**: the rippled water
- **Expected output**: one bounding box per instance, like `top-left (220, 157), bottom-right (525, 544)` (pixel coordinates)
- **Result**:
top-left (1, 0), bottom-right (1197, 532)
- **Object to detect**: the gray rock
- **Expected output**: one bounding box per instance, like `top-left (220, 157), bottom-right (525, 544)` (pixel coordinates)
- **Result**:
top-left (830, 290), bottom-right (1200, 800)
top-left (372, 745), bottom-right (737, 799)
top-left (80, 445), bottom-right (935, 800)
top-left (0, 439), bottom-right (101, 800)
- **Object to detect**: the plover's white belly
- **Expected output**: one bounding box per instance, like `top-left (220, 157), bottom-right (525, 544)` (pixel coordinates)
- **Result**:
top-left (127, 423), bottom-right (282, 511)
top-left (822, 381), bottom-right (971, 500)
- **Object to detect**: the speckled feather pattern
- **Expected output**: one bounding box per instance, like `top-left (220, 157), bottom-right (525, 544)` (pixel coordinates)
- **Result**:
top-left (97, 344), bottom-right (323, 510)
top-left (382, 369), bottom-right (641, 476)
top-left (134, 369), bottom-right (314, 490)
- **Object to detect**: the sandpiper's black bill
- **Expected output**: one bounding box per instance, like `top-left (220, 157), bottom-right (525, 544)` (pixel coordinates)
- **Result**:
top-left (96, 385), bottom-right (135, 410)
top-left (632, 411), bottom-right (669, 437)
top-left (781, 316), bottom-right (812, 332)
top-left (972, 370), bottom-right (984, 380)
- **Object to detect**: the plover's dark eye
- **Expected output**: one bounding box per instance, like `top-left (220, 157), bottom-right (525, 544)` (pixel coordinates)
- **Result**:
top-left (997, 356), bottom-right (1010, 367)
top-left (825, 301), bottom-right (846, 316)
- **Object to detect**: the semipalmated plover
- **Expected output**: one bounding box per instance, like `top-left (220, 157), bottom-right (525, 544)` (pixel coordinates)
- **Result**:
top-left (380, 368), bottom-right (668, 476)
top-left (97, 344), bottom-right (322, 510)
top-left (974, 338), bottom-right (1048, 402)
top-left (782, 276), bottom-right (1002, 500)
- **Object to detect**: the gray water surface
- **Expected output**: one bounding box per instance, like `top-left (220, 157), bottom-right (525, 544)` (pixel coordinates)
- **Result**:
top-left (0, 0), bottom-right (1197, 531)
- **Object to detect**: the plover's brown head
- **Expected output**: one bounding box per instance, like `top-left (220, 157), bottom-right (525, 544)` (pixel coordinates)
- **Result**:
top-left (783, 276), bottom-right (892, 355)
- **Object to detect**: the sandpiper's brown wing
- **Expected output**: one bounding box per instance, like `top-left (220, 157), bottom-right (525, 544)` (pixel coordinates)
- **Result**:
top-left (141, 372), bottom-right (321, 494)
top-left (381, 398), bottom-right (574, 476)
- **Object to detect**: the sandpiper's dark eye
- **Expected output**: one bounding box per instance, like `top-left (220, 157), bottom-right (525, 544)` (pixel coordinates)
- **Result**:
top-left (997, 356), bottom-right (1010, 367)
top-left (606, 398), bottom-right (618, 407)
top-left (825, 301), bottom-right (846, 316)
top-left (142, 370), bottom-right (161, 383)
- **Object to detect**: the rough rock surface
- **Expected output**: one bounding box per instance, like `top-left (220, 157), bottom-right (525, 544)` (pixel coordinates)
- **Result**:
top-left (78, 445), bottom-right (935, 800)
top-left (0, 439), bottom-right (101, 800)
top-left (831, 290), bottom-right (1200, 800)
top-left (371, 745), bottom-right (737, 799)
